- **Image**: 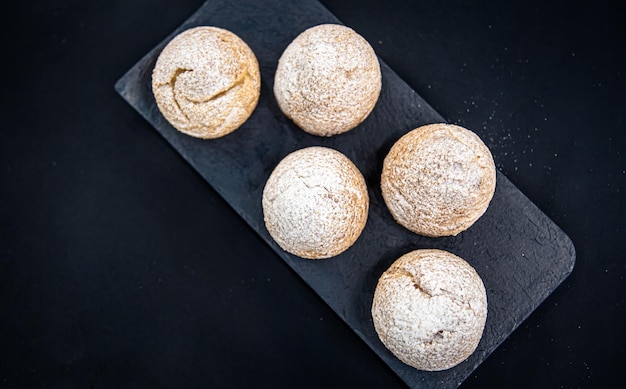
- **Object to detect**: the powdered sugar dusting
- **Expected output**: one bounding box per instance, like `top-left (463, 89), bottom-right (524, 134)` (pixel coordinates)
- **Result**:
top-left (262, 147), bottom-right (369, 259)
top-left (372, 249), bottom-right (487, 371)
top-left (273, 24), bottom-right (381, 136)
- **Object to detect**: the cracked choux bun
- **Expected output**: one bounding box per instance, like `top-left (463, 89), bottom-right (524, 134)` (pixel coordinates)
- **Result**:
top-left (273, 24), bottom-right (382, 137)
top-left (372, 249), bottom-right (487, 371)
top-left (381, 123), bottom-right (496, 237)
top-left (152, 26), bottom-right (260, 139)
top-left (262, 147), bottom-right (369, 259)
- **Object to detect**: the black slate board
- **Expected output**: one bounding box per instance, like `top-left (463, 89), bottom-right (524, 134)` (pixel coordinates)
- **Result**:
top-left (114, 0), bottom-right (576, 387)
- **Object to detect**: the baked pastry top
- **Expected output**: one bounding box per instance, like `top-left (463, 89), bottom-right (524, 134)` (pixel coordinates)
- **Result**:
top-left (372, 249), bottom-right (488, 371)
top-left (152, 26), bottom-right (260, 139)
top-left (262, 146), bottom-right (369, 259)
top-left (273, 24), bottom-right (381, 137)
top-left (381, 123), bottom-right (496, 237)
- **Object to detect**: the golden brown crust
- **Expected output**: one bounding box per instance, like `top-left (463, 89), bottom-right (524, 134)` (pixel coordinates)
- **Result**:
top-left (152, 26), bottom-right (260, 139)
top-left (371, 249), bottom-right (488, 371)
top-left (262, 147), bottom-right (369, 259)
top-left (381, 123), bottom-right (496, 237)
top-left (273, 24), bottom-right (381, 137)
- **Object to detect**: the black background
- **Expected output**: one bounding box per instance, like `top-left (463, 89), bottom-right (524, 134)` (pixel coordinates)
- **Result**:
top-left (1, 0), bottom-right (624, 388)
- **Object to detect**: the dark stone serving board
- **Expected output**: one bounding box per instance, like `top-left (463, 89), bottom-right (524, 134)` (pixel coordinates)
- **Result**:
top-left (114, 0), bottom-right (576, 387)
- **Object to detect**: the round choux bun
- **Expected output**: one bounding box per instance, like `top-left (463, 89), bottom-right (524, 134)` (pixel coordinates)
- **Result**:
top-left (371, 249), bottom-right (488, 371)
top-left (262, 146), bottom-right (369, 259)
top-left (152, 26), bottom-right (260, 139)
top-left (381, 123), bottom-right (496, 237)
top-left (273, 24), bottom-right (382, 137)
